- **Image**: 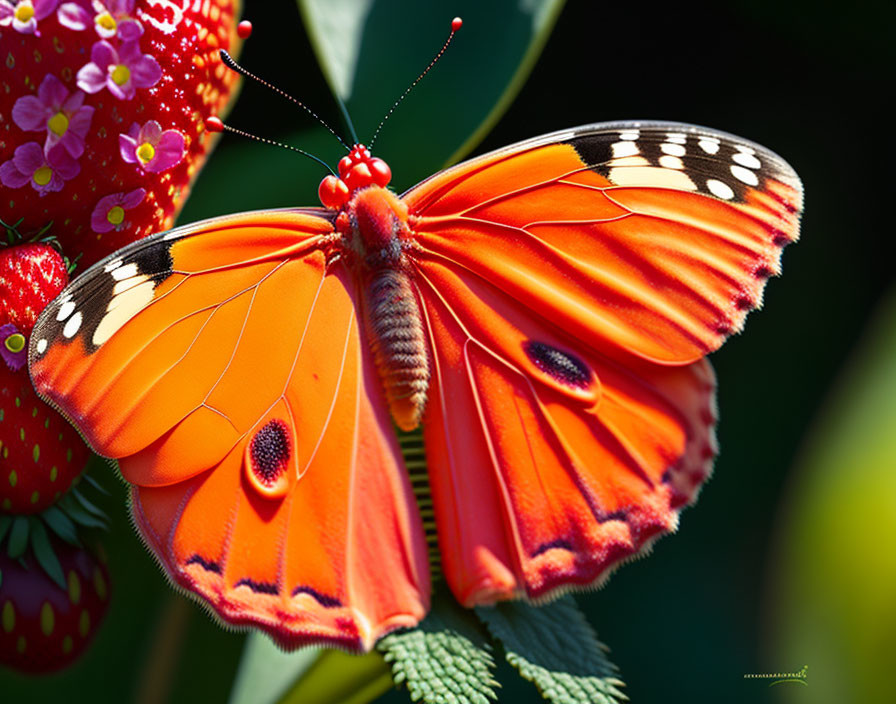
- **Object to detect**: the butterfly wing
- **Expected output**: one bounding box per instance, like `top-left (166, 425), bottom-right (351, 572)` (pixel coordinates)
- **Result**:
top-left (29, 210), bottom-right (429, 651)
top-left (404, 121), bottom-right (802, 604)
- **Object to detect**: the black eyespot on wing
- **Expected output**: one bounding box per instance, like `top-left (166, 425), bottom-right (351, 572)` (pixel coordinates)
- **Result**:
top-left (524, 341), bottom-right (592, 389)
top-left (291, 585), bottom-right (343, 608)
top-left (249, 420), bottom-right (291, 486)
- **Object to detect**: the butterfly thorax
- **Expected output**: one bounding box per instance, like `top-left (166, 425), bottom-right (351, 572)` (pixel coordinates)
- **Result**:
top-left (338, 185), bottom-right (430, 432)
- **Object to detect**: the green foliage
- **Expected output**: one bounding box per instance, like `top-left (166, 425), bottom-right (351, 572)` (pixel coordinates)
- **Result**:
top-left (476, 598), bottom-right (626, 704)
top-left (378, 592), bottom-right (498, 704)
top-left (768, 291), bottom-right (896, 704)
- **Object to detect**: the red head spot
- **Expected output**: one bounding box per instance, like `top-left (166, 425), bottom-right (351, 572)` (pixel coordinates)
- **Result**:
top-left (318, 144), bottom-right (392, 210)
top-left (205, 116), bottom-right (224, 133)
top-left (237, 20), bottom-right (253, 39)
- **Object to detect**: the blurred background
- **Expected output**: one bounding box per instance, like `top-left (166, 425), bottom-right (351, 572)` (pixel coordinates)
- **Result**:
top-left (2, 0), bottom-right (892, 701)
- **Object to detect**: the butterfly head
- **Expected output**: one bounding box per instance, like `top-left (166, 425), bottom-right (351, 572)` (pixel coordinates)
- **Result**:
top-left (318, 144), bottom-right (392, 210)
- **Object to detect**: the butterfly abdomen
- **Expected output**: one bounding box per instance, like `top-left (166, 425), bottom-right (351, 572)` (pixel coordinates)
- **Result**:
top-left (365, 268), bottom-right (430, 431)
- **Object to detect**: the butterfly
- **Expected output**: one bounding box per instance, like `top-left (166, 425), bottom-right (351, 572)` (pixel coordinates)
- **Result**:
top-left (29, 119), bottom-right (802, 652)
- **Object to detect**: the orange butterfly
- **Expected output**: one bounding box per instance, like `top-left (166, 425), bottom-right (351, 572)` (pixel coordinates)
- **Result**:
top-left (29, 109), bottom-right (802, 650)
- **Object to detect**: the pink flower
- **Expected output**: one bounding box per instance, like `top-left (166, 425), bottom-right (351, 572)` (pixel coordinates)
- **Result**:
top-left (57, 0), bottom-right (141, 40)
top-left (0, 0), bottom-right (57, 34)
top-left (119, 121), bottom-right (185, 173)
top-left (90, 187), bottom-right (145, 232)
top-left (1, 323), bottom-right (27, 371)
top-left (11, 74), bottom-right (95, 159)
top-left (76, 38), bottom-right (161, 100)
top-left (0, 141), bottom-right (80, 196)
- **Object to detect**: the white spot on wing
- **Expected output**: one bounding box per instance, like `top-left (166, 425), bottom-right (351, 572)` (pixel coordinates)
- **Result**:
top-left (706, 179), bottom-right (735, 200)
top-left (665, 132), bottom-right (688, 144)
top-left (92, 280), bottom-right (155, 346)
top-left (608, 165), bottom-right (696, 190)
top-left (659, 155), bottom-right (685, 170)
top-left (731, 164), bottom-right (759, 186)
top-left (62, 311), bottom-right (82, 339)
top-left (698, 138), bottom-right (720, 154)
top-left (56, 300), bottom-right (75, 321)
top-left (104, 258), bottom-right (123, 273)
top-left (111, 262), bottom-right (139, 281)
top-left (618, 130), bottom-right (639, 141)
top-left (112, 274), bottom-right (149, 296)
top-left (660, 142), bottom-right (686, 157)
top-left (36, 339), bottom-right (47, 355)
top-left (611, 141), bottom-right (640, 158)
top-left (732, 151), bottom-right (762, 169)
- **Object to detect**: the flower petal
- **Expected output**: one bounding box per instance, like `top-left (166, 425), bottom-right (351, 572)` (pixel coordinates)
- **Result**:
top-left (11, 95), bottom-right (48, 131)
top-left (13, 142), bottom-right (46, 173)
top-left (37, 74), bottom-right (68, 109)
top-left (119, 133), bottom-right (138, 163)
top-left (117, 18), bottom-right (142, 41)
top-left (34, 0), bottom-right (59, 21)
top-left (139, 119), bottom-right (162, 145)
top-left (0, 160), bottom-right (30, 189)
top-left (76, 62), bottom-right (107, 93)
top-left (146, 129), bottom-right (185, 172)
top-left (121, 186), bottom-right (146, 209)
top-left (129, 53), bottom-right (162, 89)
top-left (57, 2), bottom-right (91, 30)
top-left (90, 39), bottom-right (118, 68)
top-left (47, 146), bottom-right (81, 179)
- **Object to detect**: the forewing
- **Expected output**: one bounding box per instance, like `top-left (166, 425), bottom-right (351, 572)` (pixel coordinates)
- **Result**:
top-left (29, 210), bottom-right (429, 650)
top-left (405, 121), bottom-right (802, 365)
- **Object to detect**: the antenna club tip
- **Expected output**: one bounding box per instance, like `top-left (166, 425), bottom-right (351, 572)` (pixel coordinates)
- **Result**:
top-left (451, 17), bottom-right (463, 31)
top-left (205, 116), bottom-right (224, 133)
top-left (237, 20), bottom-right (253, 39)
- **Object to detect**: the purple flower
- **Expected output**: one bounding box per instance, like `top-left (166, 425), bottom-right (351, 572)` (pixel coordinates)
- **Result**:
top-left (119, 121), bottom-right (185, 173)
top-left (76, 38), bottom-right (161, 100)
top-left (1, 323), bottom-right (27, 371)
top-left (0, 141), bottom-right (80, 196)
top-left (91, 187), bottom-right (145, 232)
top-left (57, 0), bottom-right (141, 40)
top-left (0, 0), bottom-right (58, 34)
top-left (11, 74), bottom-right (94, 159)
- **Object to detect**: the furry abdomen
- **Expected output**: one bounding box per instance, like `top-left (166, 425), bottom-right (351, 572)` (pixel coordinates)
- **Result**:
top-left (365, 268), bottom-right (429, 431)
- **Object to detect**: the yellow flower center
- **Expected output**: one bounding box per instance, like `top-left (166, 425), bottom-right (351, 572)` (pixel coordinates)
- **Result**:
top-left (47, 111), bottom-right (69, 137)
top-left (106, 206), bottom-right (125, 225)
top-left (14, 3), bottom-right (35, 23)
top-left (4, 333), bottom-right (26, 354)
top-left (136, 142), bottom-right (155, 164)
top-left (32, 166), bottom-right (53, 186)
top-left (110, 64), bottom-right (130, 86)
top-left (96, 12), bottom-right (117, 32)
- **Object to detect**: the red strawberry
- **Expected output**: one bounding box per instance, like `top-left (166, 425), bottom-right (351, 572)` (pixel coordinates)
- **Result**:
top-left (0, 539), bottom-right (109, 673)
top-left (0, 362), bottom-right (90, 513)
top-left (1, 239), bottom-right (90, 514)
top-left (0, 0), bottom-right (243, 269)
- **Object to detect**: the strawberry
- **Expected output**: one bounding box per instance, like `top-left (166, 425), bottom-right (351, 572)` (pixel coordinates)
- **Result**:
top-left (0, 0), bottom-right (243, 269)
top-left (1, 238), bottom-right (90, 514)
top-left (0, 537), bottom-right (109, 673)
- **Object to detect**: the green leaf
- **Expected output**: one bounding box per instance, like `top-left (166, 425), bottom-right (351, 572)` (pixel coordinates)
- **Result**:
top-left (767, 290), bottom-right (896, 703)
top-left (30, 519), bottom-right (66, 590)
top-left (299, 0), bottom-right (565, 187)
top-left (229, 635), bottom-right (391, 704)
top-left (476, 597), bottom-right (626, 704)
top-left (41, 505), bottom-right (82, 546)
top-left (71, 487), bottom-right (109, 521)
top-left (378, 590), bottom-right (498, 704)
top-left (7, 515), bottom-right (30, 559)
top-left (58, 494), bottom-right (107, 529)
top-left (0, 514), bottom-right (12, 544)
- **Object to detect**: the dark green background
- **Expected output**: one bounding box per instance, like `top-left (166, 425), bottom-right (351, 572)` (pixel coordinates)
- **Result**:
top-left (2, 0), bottom-right (891, 701)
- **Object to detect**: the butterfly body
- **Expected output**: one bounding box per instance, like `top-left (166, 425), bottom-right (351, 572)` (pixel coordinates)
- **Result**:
top-left (29, 121), bottom-right (803, 651)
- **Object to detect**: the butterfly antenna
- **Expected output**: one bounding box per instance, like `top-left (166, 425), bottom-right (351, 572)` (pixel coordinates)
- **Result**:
top-left (204, 117), bottom-right (335, 175)
top-left (368, 17), bottom-right (462, 149)
top-left (219, 49), bottom-right (349, 151)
